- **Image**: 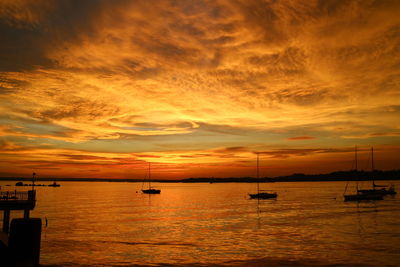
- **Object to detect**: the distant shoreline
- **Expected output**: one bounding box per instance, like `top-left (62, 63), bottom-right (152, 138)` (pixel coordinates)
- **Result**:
top-left (1, 170), bottom-right (399, 183)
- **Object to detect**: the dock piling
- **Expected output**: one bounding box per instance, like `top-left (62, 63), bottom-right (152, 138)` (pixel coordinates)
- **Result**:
top-left (2, 210), bottom-right (10, 233)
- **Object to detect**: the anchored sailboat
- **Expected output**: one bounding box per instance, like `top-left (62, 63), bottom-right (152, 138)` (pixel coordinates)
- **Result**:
top-left (249, 153), bottom-right (277, 199)
top-left (141, 163), bottom-right (161, 194)
top-left (344, 146), bottom-right (383, 201)
top-left (357, 147), bottom-right (396, 196)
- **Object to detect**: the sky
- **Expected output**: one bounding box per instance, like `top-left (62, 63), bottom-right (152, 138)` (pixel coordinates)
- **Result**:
top-left (0, 0), bottom-right (399, 180)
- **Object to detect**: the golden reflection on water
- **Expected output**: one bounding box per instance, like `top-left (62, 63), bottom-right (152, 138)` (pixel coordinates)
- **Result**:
top-left (1, 181), bottom-right (399, 266)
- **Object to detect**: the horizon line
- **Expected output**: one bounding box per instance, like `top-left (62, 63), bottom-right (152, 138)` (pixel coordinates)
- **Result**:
top-left (1, 169), bottom-right (399, 182)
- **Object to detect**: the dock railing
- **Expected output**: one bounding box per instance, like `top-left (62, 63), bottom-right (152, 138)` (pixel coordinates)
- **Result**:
top-left (0, 190), bottom-right (37, 234)
top-left (0, 190), bottom-right (35, 201)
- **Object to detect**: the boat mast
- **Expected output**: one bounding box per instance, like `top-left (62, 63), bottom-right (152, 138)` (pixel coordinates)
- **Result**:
top-left (256, 152), bottom-right (260, 193)
top-left (148, 162), bottom-right (151, 189)
top-left (32, 172), bottom-right (36, 191)
top-left (355, 145), bottom-right (358, 171)
top-left (355, 145), bottom-right (359, 193)
top-left (371, 147), bottom-right (375, 189)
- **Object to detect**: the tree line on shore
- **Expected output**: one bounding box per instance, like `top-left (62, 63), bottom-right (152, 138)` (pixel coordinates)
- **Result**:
top-left (1, 169), bottom-right (399, 183)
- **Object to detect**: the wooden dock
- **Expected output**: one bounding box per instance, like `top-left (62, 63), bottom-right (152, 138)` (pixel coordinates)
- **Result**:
top-left (0, 190), bottom-right (36, 233)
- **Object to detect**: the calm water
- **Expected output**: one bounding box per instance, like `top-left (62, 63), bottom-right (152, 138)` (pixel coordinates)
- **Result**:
top-left (1, 181), bottom-right (400, 266)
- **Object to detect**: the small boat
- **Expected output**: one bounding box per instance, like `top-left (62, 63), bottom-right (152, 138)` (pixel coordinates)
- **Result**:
top-left (249, 153), bottom-right (277, 199)
top-left (357, 147), bottom-right (396, 196)
top-left (249, 191), bottom-right (278, 199)
top-left (344, 193), bottom-right (383, 201)
top-left (48, 181), bottom-right (61, 187)
top-left (358, 186), bottom-right (396, 196)
top-left (141, 163), bottom-right (161, 194)
top-left (142, 188), bottom-right (161, 194)
top-left (344, 146), bottom-right (383, 202)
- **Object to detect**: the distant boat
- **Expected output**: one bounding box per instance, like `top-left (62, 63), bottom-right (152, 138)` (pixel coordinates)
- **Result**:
top-left (359, 184), bottom-right (396, 196)
top-left (141, 163), bottom-right (161, 194)
top-left (48, 181), bottom-right (61, 187)
top-left (344, 146), bottom-right (383, 202)
top-left (249, 153), bottom-right (277, 199)
top-left (357, 147), bottom-right (396, 196)
top-left (344, 193), bottom-right (383, 201)
top-left (142, 188), bottom-right (161, 194)
top-left (15, 181), bottom-right (24, 186)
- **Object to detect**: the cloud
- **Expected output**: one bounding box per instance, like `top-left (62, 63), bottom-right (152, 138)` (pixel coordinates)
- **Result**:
top-left (342, 132), bottom-right (400, 139)
top-left (258, 147), bottom-right (356, 159)
top-left (0, 0), bottom-right (109, 71)
top-left (0, 76), bottom-right (30, 94)
top-left (0, 139), bottom-right (25, 151)
top-left (0, 0), bottom-right (399, 178)
top-left (287, 136), bottom-right (315, 141)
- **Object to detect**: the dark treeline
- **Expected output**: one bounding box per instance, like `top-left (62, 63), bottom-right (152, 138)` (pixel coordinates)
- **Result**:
top-left (1, 169), bottom-right (400, 183)
top-left (181, 169), bottom-right (400, 183)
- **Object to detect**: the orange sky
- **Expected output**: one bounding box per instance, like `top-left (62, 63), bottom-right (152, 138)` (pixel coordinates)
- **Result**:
top-left (0, 0), bottom-right (399, 179)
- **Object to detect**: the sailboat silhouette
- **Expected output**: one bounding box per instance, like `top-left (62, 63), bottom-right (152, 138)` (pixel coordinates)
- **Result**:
top-left (249, 153), bottom-right (277, 199)
top-left (357, 147), bottom-right (396, 196)
top-left (141, 163), bottom-right (161, 194)
top-left (344, 146), bottom-right (383, 201)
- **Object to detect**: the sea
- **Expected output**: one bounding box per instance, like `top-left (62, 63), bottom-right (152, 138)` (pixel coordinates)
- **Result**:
top-left (1, 180), bottom-right (399, 266)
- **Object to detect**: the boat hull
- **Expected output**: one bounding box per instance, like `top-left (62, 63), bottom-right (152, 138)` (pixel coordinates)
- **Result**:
top-left (249, 192), bottom-right (277, 199)
top-left (358, 188), bottom-right (396, 196)
top-left (344, 193), bottom-right (383, 201)
top-left (142, 189), bottom-right (161, 194)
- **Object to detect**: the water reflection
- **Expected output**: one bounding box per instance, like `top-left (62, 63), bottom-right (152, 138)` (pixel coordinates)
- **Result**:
top-left (1, 181), bottom-right (399, 266)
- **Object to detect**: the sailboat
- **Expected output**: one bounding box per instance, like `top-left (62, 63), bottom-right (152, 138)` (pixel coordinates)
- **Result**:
top-left (249, 153), bottom-right (277, 199)
top-left (357, 147), bottom-right (396, 196)
top-left (344, 146), bottom-right (383, 201)
top-left (141, 163), bottom-right (161, 194)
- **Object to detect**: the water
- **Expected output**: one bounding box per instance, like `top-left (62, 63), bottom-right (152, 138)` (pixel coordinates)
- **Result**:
top-left (1, 181), bottom-right (400, 266)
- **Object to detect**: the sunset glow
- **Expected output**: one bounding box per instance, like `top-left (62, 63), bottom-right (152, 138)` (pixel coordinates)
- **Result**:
top-left (1, 0), bottom-right (399, 179)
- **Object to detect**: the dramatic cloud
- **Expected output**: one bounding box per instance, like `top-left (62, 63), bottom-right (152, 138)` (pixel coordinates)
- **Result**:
top-left (0, 0), bottom-right (399, 178)
top-left (287, 136), bottom-right (315, 141)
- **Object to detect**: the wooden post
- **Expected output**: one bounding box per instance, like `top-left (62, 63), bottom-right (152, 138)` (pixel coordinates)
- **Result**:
top-left (9, 218), bottom-right (42, 267)
top-left (32, 172), bottom-right (36, 192)
top-left (24, 209), bottom-right (30, 219)
top-left (2, 210), bottom-right (10, 233)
